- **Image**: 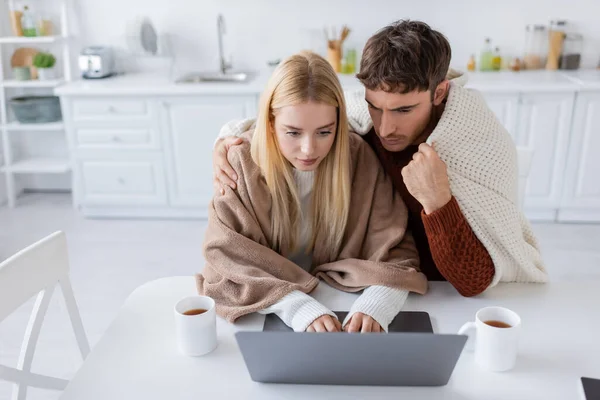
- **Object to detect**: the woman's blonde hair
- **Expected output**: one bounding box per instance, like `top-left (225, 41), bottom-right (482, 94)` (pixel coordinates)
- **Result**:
top-left (251, 51), bottom-right (351, 258)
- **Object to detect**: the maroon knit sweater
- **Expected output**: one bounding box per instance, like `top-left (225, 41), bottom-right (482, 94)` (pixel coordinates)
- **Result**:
top-left (364, 130), bottom-right (495, 297)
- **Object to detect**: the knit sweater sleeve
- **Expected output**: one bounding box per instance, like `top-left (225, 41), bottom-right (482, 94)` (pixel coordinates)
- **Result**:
top-left (341, 286), bottom-right (408, 332)
top-left (258, 290), bottom-right (337, 332)
top-left (214, 118), bottom-right (256, 147)
top-left (421, 197), bottom-right (495, 297)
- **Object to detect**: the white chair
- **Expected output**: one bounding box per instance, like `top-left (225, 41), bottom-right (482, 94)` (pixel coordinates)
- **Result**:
top-left (516, 147), bottom-right (534, 209)
top-left (0, 231), bottom-right (90, 400)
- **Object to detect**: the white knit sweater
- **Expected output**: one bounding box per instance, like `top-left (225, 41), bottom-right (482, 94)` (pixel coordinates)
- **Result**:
top-left (216, 71), bottom-right (548, 287)
top-left (342, 72), bottom-right (547, 285)
top-left (257, 169), bottom-right (408, 332)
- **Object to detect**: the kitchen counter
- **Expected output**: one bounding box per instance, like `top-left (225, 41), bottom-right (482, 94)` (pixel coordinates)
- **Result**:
top-left (464, 70), bottom-right (580, 93)
top-left (54, 68), bottom-right (600, 222)
top-left (55, 70), bottom-right (588, 97)
top-left (55, 70), bottom-right (365, 96)
top-left (562, 69), bottom-right (600, 90)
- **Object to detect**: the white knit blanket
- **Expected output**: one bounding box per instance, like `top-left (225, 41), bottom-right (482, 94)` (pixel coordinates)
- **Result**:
top-left (218, 75), bottom-right (548, 286)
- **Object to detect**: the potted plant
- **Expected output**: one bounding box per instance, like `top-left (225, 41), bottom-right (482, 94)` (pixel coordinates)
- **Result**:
top-left (32, 52), bottom-right (57, 80)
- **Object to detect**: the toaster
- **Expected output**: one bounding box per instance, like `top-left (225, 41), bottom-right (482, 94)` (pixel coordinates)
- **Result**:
top-left (78, 46), bottom-right (115, 79)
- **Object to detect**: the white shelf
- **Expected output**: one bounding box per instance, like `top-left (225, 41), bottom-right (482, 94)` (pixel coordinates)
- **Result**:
top-left (1, 158), bottom-right (71, 174)
top-left (0, 36), bottom-right (62, 44)
top-left (3, 122), bottom-right (64, 131)
top-left (2, 79), bottom-right (64, 88)
top-left (0, 0), bottom-right (73, 208)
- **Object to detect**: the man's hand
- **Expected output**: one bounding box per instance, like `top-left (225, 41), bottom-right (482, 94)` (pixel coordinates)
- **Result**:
top-left (344, 312), bottom-right (384, 333)
top-left (401, 143), bottom-right (452, 214)
top-left (306, 315), bottom-right (342, 332)
top-left (213, 137), bottom-right (243, 195)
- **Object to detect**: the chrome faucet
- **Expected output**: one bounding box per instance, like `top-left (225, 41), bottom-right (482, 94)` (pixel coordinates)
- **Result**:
top-left (217, 14), bottom-right (231, 74)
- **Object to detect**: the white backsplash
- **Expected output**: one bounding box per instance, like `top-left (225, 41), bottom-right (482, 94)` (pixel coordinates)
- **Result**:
top-left (69, 0), bottom-right (600, 74)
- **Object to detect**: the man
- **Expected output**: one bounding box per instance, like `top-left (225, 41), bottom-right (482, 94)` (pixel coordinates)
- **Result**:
top-left (213, 20), bottom-right (547, 296)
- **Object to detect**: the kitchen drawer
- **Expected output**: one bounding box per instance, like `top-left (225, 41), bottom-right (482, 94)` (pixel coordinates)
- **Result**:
top-left (74, 127), bottom-right (160, 150)
top-left (72, 99), bottom-right (149, 121)
top-left (78, 156), bottom-right (167, 206)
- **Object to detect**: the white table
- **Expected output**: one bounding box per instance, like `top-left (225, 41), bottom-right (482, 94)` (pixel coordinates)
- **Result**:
top-left (59, 277), bottom-right (600, 400)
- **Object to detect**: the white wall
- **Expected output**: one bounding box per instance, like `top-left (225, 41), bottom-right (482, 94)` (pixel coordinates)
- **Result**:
top-left (3, 0), bottom-right (600, 194)
top-left (72, 0), bottom-right (600, 74)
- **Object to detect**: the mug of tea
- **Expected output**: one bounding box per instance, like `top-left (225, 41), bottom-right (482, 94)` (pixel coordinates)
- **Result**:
top-left (174, 295), bottom-right (217, 356)
top-left (458, 306), bottom-right (521, 372)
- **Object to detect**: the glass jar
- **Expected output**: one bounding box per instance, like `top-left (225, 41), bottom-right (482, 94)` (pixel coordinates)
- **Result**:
top-left (523, 24), bottom-right (547, 70)
top-left (560, 33), bottom-right (583, 70)
top-left (546, 20), bottom-right (567, 70)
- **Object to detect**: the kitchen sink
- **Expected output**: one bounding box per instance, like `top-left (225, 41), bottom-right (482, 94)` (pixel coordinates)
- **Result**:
top-left (175, 72), bottom-right (250, 83)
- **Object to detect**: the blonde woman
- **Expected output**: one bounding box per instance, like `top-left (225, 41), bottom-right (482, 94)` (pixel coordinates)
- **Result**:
top-left (196, 51), bottom-right (427, 333)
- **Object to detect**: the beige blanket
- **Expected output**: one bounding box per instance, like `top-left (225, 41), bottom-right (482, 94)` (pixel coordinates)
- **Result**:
top-left (197, 132), bottom-right (428, 322)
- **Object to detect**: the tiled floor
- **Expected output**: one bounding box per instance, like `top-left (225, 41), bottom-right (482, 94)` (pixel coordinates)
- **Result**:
top-left (0, 193), bottom-right (599, 399)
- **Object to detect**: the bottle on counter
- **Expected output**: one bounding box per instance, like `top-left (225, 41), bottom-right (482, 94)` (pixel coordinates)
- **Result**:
top-left (467, 54), bottom-right (476, 72)
top-left (341, 48), bottom-right (357, 74)
top-left (523, 24), bottom-right (547, 70)
top-left (546, 20), bottom-right (567, 70)
top-left (492, 47), bottom-right (502, 71)
top-left (479, 38), bottom-right (494, 71)
top-left (510, 57), bottom-right (522, 72)
top-left (20, 5), bottom-right (37, 37)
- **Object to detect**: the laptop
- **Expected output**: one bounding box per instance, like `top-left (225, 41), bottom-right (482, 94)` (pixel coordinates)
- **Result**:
top-left (580, 377), bottom-right (600, 400)
top-left (235, 311), bottom-right (467, 387)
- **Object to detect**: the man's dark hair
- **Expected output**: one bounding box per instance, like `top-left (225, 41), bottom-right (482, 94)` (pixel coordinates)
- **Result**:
top-left (356, 20), bottom-right (451, 94)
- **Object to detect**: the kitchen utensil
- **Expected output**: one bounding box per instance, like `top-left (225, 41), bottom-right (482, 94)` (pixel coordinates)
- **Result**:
top-left (325, 25), bottom-right (351, 73)
top-left (10, 47), bottom-right (40, 79)
top-left (127, 17), bottom-right (159, 56)
top-left (9, 10), bottom-right (24, 36)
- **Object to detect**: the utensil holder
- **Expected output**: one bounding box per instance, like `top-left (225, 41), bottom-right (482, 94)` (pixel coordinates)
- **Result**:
top-left (327, 46), bottom-right (342, 73)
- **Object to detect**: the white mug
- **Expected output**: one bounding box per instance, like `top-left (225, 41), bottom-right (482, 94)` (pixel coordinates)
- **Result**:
top-left (458, 306), bottom-right (521, 372)
top-left (174, 295), bottom-right (217, 356)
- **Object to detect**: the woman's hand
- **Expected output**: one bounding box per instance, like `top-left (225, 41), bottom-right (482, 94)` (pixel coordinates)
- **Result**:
top-left (213, 137), bottom-right (243, 194)
top-left (306, 315), bottom-right (342, 332)
top-left (344, 312), bottom-right (384, 333)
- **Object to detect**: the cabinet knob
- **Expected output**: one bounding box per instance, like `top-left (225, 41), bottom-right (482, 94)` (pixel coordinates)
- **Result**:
top-left (112, 136), bottom-right (121, 142)
top-left (117, 177), bottom-right (126, 185)
top-left (108, 106), bottom-right (116, 113)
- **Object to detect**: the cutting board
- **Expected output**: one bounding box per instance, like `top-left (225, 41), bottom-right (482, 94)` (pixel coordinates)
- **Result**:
top-left (10, 47), bottom-right (40, 79)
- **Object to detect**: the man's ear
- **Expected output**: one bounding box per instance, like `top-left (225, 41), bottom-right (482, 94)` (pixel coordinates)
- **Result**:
top-left (433, 80), bottom-right (450, 106)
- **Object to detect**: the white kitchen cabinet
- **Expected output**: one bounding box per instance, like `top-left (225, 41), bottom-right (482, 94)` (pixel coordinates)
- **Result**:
top-left (73, 127), bottom-right (161, 150)
top-left (64, 96), bottom-right (165, 213)
top-left (54, 71), bottom-right (599, 222)
top-left (481, 93), bottom-right (520, 138)
top-left (161, 96), bottom-right (257, 210)
top-left (76, 154), bottom-right (167, 206)
top-left (72, 98), bottom-right (151, 123)
top-left (559, 92), bottom-right (600, 222)
top-left (514, 92), bottom-right (575, 221)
